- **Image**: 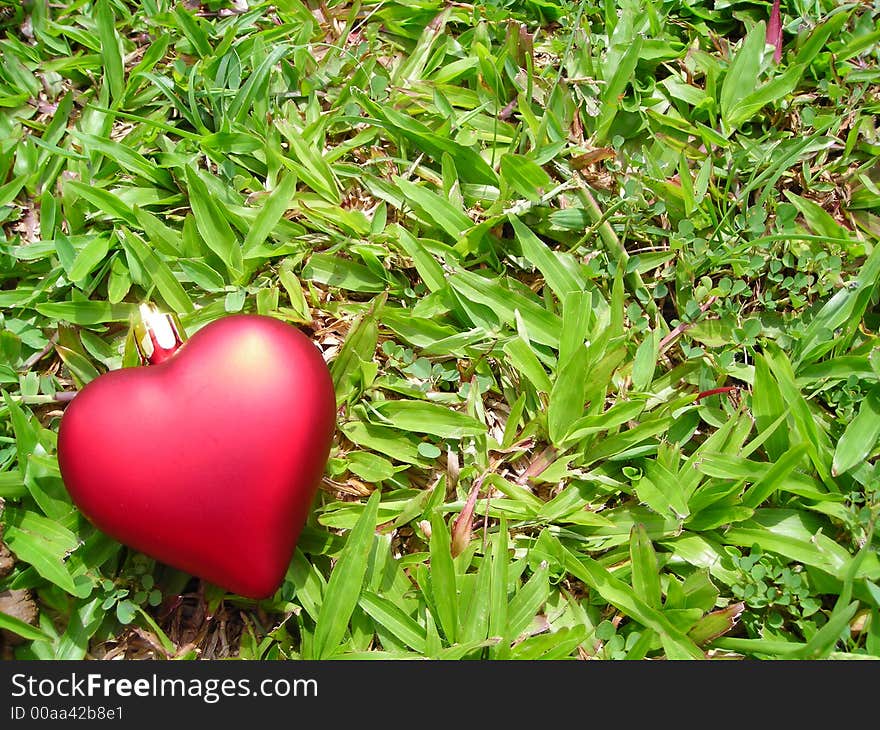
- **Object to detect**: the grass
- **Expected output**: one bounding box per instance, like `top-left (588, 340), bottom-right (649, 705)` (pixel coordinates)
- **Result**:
top-left (0, 0), bottom-right (879, 660)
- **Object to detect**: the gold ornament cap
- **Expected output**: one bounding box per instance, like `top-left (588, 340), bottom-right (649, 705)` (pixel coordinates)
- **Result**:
top-left (134, 304), bottom-right (185, 365)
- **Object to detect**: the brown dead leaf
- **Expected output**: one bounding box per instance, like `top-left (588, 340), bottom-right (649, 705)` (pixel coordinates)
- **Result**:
top-left (0, 531), bottom-right (14, 579)
top-left (571, 148), bottom-right (616, 170)
top-left (0, 589), bottom-right (39, 657)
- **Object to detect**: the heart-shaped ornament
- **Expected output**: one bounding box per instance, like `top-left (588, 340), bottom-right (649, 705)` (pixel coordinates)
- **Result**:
top-left (57, 314), bottom-right (336, 599)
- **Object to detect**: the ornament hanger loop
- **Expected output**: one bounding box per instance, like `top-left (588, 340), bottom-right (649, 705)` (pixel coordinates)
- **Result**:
top-left (135, 304), bottom-right (184, 365)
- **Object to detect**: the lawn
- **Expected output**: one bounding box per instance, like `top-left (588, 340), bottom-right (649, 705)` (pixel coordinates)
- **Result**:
top-left (1, 0), bottom-right (879, 660)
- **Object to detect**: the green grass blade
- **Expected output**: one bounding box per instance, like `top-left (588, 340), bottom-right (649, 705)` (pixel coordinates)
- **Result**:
top-left (505, 563), bottom-right (549, 641)
top-left (488, 519), bottom-right (509, 657)
top-left (34, 301), bottom-right (136, 325)
top-left (119, 229), bottom-right (194, 314)
top-left (184, 165), bottom-right (243, 279)
top-left (429, 510), bottom-right (458, 644)
top-left (396, 176), bottom-right (472, 240)
top-left (312, 491), bottom-right (381, 659)
top-left (95, 0), bottom-right (124, 103)
top-left (629, 524), bottom-right (662, 610)
top-left (242, 173), bottom-right (299, 254)
top-left (2, 508), bottom-right (79, 594)
top-left (371, 400), bottom-right (486, 439)
top-left (832, 384), bottom-right (880, 477)
top-left (511, 215), bottom-right (580, 300)
top-left (359, 592), bottom-right (426, 654)
top-left (558, 536), bottom-right (704, 659)
top-left (752, 354), bottom-right (790, 460)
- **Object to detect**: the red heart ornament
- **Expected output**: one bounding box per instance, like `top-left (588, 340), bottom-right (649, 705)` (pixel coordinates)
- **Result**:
top-left (57, 314), bottom-right (336, 599)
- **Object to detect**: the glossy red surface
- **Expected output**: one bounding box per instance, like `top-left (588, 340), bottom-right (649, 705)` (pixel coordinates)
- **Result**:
top-left (57, 314), bottom-right (336, 599)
